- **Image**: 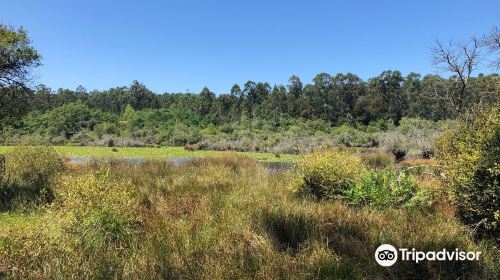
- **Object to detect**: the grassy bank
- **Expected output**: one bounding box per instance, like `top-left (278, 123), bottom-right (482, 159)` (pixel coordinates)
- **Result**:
top-left (0, 146), bottom-right (299, 162)
top-left (0, 150), bottom-right (497, 279)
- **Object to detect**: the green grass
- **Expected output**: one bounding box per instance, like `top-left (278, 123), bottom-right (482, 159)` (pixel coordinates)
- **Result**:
top-left (1, 151), bottom-right (497, 279)
top-left (0, 146), bottom-right (300, 162)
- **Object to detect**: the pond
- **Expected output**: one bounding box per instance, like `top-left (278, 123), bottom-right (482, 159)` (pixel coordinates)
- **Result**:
top-left (69, 157), bottom-right (294, 172)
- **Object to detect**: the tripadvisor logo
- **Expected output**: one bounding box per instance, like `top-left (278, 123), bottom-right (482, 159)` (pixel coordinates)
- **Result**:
top-left (374, 244), bottom-right (481, 267)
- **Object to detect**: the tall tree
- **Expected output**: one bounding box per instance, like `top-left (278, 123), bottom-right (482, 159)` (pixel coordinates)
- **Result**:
top-left (129, 80), bottom-right (157, 110)
top-left (368, 71), bottom-right (406, 124)
top-left (431, 36), bottom-right (481, 116)
top-left (0, 24), bottom-right (41, 126)
top-left (0, 24), bottom-right (41, 89)
top-left (286, 75), bottom-right (303, 117)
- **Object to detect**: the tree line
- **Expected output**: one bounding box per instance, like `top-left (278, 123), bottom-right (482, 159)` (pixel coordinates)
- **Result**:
top-left (1, 23), bottom-right (499, 136)
top-left (8, 71), bottom-right (498, 125)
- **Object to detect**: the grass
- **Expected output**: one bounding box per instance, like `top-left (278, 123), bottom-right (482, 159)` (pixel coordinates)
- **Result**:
top-left (0, 146), bottom-right (300, 162)
top-left (0, 153), bottom-right (497, 279)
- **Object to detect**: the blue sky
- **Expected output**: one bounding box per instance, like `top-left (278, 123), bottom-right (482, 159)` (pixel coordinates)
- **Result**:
top-left (1, 0), bottom-right (498, 93)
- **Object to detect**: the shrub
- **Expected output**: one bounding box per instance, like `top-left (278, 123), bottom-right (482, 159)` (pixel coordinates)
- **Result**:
top-left (296, 149), bottom-right (364, 199)
top-left (435, 104), bottom-right (500, 234)
top-left (332, 125), bottom-right (379, 147)
top-left (0, 176), bottom-right (14, 210)
top-left (342, 170), bottom-right (420, 208)
top-left (5, 146), bottom-right (66, 190)
top-left (421, 147), bottom-right (434, 159)
top-left (0, 154), bottom-right (5, 175)
top-left (382, 131), bottom-right (408, 161)
top-left (360, 150), bottom-right (394, 169)
top-left (53, 171), bottom-right (142, 248)
top-left (184, 143), bottom-right (200, 151)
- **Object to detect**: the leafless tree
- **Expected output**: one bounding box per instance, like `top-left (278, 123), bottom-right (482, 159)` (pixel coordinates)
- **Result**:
top-left (482, 26), bottom-right (500, 70)
top-left (431, 37), bottom-right (481, 116)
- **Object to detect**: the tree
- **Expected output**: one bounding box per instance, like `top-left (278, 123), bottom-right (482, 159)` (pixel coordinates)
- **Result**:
top-left (367, 71), bottom-right (406, 124)
top-left (199, 87), bottom-right (215, 116)
top-left (482, 26), bottom-right (500, 70)
top-left (129, 80), bottom-right (157, 110)
top-left (431, 36), bottom-right (481, 116)
top-left (0, 85), bottom-right (33, 125)
top-left (0, 24), bottom-right (41, 126)
top-left (286, 75), bottom-right (303, 116)
top-left (0, 24), bottom-right (41, 89)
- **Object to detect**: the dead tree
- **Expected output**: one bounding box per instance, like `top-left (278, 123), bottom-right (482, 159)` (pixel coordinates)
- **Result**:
top-left (482, 26), bottom-right (500, 70)
top-left (431, 37), bottom-right (481, 117)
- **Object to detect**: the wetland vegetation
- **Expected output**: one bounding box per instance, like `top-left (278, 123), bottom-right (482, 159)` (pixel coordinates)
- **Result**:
top-left (0, 9), bottom-right (499, 280)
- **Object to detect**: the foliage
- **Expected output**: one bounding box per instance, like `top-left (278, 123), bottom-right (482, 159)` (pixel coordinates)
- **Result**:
top-left (295, 149), bottom-right (364, 199)
top-left (0, 24), bottom-right (41, 88)
top-left (435, 103), bottom-right (500, 234)
top-left (54, 171), bottom-right (142, 247)
top-left (5, 146), bottom-right (66, 190)
top-left (0, 155), bottom-right (497, 279)
top-left (0, 24), bottom-right (41, 126)
top-left (360, 150), bottom-right (394, 169)
top-left (342, 170), bottom-right (420, 208)
top-left (1, 71), bottom-right (498, 149)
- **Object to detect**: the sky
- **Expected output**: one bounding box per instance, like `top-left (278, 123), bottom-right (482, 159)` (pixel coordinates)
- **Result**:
top-left (1, 0), bottom-right (499, 93)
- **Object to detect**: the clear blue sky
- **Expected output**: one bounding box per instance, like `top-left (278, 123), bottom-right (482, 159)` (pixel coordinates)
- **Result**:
top-left (1, 0), bottom-right (498, 93)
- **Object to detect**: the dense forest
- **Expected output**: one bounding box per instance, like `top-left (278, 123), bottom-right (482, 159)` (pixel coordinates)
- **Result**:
top-left (0, 72), bottom-right (498, 152)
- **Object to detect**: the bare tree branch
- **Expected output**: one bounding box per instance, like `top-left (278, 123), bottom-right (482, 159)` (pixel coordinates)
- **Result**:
top-left (482, 26), bottom-right (500, 70)
top-left (431, 37), bottom-right (482, 116)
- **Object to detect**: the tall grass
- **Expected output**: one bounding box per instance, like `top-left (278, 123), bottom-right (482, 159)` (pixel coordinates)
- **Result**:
top-left (0, 153), bottom-right (497, 279)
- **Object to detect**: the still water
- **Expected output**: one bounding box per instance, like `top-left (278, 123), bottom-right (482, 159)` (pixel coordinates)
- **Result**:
top-left (70, 157), bottom-right (293, 172)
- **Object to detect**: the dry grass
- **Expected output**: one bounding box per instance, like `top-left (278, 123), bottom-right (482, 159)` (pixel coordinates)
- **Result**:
top-left (0, 154), bottom-right (497, 279)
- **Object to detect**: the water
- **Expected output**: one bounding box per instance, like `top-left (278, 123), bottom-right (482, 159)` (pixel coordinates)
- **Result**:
top-left (69, 157), bottom-right (294, 172)
top-left (260, 161), bottom-right (295, 172)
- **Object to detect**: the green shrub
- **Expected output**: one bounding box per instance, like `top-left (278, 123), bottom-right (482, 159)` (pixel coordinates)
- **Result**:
top-left (435, 104), bottom-right (500, 234)
top-left (296, 149), bottom-right (364, 199)
top-left (343, 170), bottom-right (419, 208)
top-left (54, 171), bottom-right (141, 247)
top-left (5, 146), bottom-right (66, 190)
top-left (332, 125), bottom-right (379, 147)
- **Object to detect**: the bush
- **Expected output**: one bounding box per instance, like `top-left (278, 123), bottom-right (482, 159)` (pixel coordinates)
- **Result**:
top-left (331, 125), bottom-right (379, 147)
top-left (435, 104), bottom-right (500, 235)
top-left (382, 131), bottom-right (408, 161)
top-left (0, 154), bottom-right (5, 175)
top-left (343, 170), bottom-right (420, 208)
top-left (53, 171), bottom-right (141, 247)
top-left (184, 143), bottom-right (200, 151)
top-left (296, 149), bottom-right (364, 199)
top-left (360, 150), bottom-right (394, 169)
top-left (5, 146), bottom-right (66, 190)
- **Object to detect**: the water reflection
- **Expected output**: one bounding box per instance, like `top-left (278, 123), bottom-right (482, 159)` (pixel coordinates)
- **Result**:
top-left (69, 157), bottom-right (293, 172)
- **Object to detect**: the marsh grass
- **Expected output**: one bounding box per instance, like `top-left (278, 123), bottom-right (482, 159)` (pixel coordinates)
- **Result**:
top-left (0, 153), bottom-right (497, 279)
top-left (0, 146), bottom-right (301, 162)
